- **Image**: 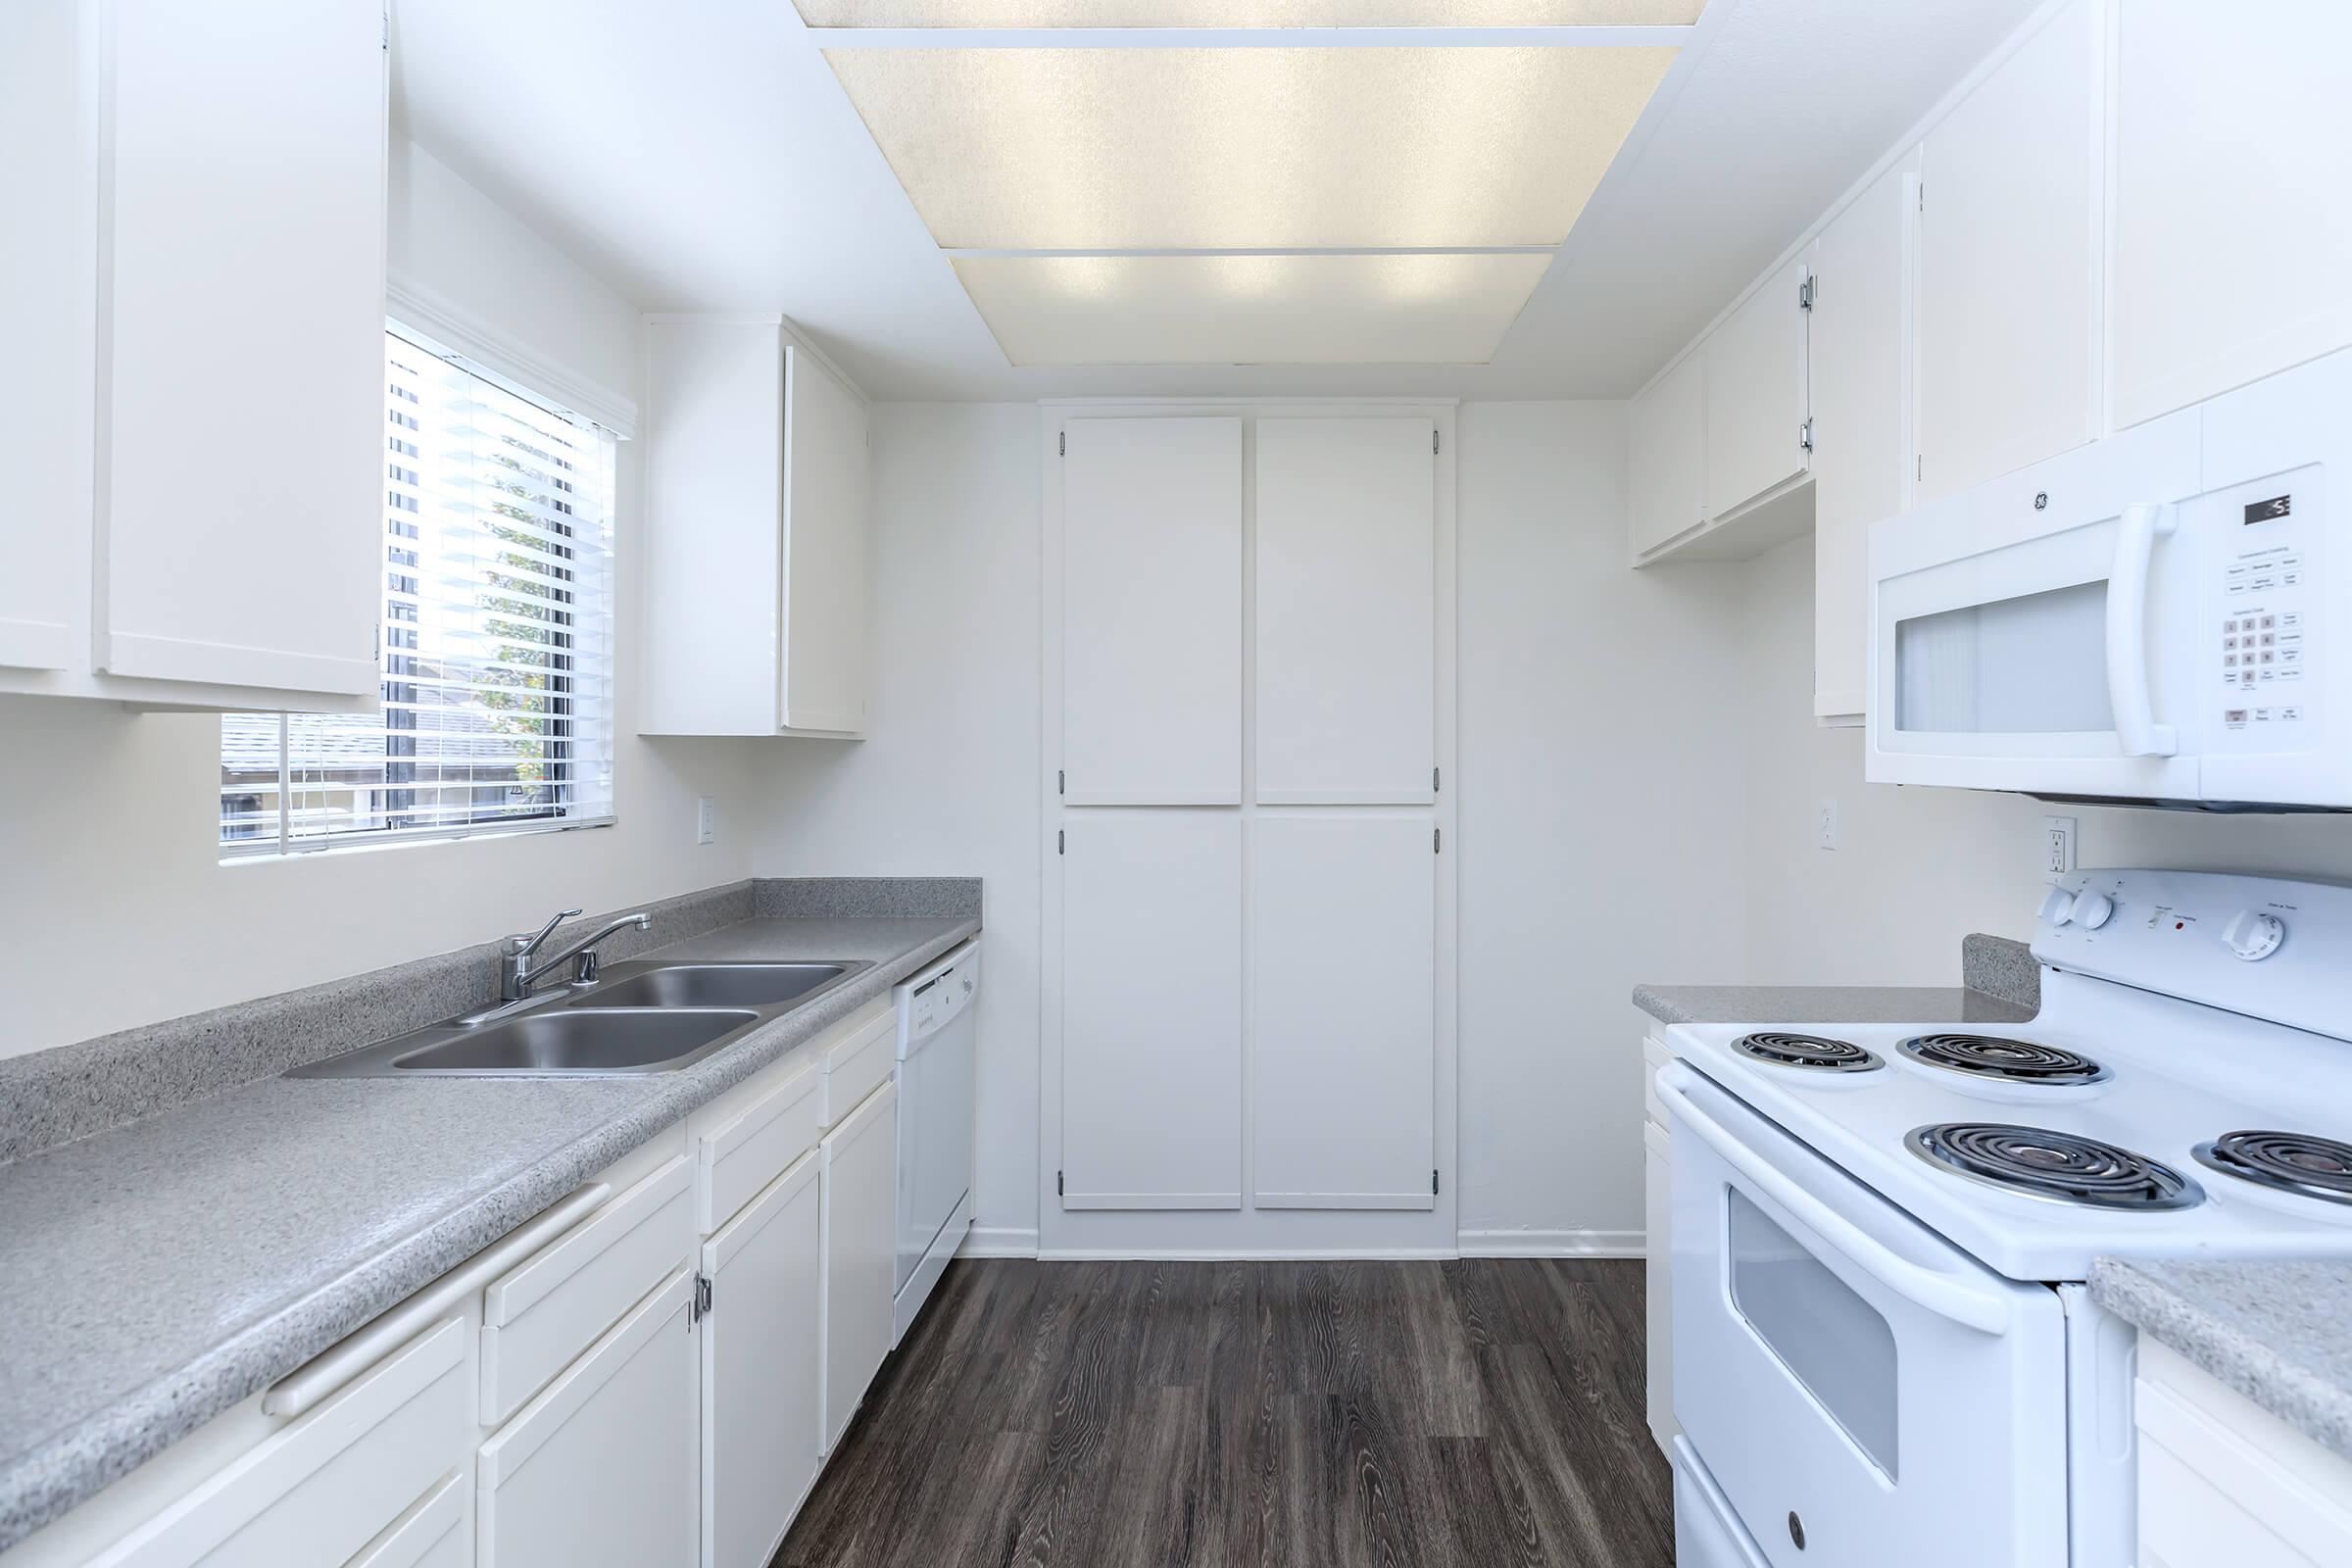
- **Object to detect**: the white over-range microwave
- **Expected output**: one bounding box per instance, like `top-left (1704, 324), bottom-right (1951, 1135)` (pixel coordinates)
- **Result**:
top-left (1868, 349), bottom-right (2351, 808)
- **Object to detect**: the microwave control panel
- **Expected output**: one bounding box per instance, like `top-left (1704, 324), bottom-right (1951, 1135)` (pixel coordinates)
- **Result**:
top-left (2211, 464), bottom-right (2322, 739)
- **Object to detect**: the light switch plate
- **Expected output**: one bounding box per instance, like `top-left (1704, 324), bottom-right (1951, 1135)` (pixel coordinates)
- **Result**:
top-left (696, 797), bottom-right (717, 846)
top-left (1816, 797), bottom-right (1840, 852)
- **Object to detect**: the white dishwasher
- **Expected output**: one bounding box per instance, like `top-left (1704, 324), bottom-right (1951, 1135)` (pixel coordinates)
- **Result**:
top-left (892, 939), bottom-right (978, 1345)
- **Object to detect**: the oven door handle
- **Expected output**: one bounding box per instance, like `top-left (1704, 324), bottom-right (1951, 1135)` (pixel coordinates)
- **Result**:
top-left (1657, 1072), bottom-right (2013, 1337)
top-left (2106, 500), bottom-right (2179, 758)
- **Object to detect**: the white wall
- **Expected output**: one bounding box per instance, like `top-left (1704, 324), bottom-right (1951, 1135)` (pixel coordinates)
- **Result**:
top-left (0, 141), bottom-right (753, 1057)
top-left (746, 400), bottom-right (1752, 1250)
top-left (747, 403), bottom-right (1045, 1247)
top-left (1738, 533), bottom-right (2352, 979)
top-left (1454, 402), bottom-right (1750, 1248)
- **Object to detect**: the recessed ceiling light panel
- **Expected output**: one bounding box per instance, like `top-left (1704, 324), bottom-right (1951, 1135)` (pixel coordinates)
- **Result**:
top-left (952, 252), bottom-right (1551, 364)
top-left (826, 45), bottom-right (1675, 250)
top-left (798, 1), bottom-right (1701, 24)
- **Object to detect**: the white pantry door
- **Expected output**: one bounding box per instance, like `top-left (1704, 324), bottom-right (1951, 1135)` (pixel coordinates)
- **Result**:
top-left (1251, 814), bottom-right (1435, 1209)
top-left (1254, 417), bottom-right (1436, 804)
top-left (1060, 417), bottom-right (1244, 804)
top-left (1060, 810), bottom-right (1244, 1208)
top-left (96, 0), bottom-right (385, 697)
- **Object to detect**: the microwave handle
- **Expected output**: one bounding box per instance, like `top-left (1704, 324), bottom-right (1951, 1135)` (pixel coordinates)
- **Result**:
top-left (2107, 501), bottom-right (2180, 758)
top-left (1656, 1069), bottom-right (2013, 1336)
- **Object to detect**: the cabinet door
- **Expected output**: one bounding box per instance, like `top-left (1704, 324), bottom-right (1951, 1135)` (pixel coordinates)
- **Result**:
top-left (1704, 261), bottom-right (1811, 520)
top-left (1913, 0), bottom-right (2099, 505)
top-left (781, 345), bottom-right (870, 736)
top-left (1254, 417), bottom-right (1436, 804)
top-left (1642, 1117), bottom-right (1675, 1453)
top-left (703, 1152), bottom-right (822, 1568)
top-left (477, 1270), bottom-right (700, 1568)
top-left (1060, 417), bottom-right (1244, 803)
top-left (1060, 810), bottom-right (1243, 1209)
top-left (95, 0), bottom-right (385, 699)
top-left (820, 1079), bottom-right (897, 1454)
top-left (0, 0), bottom-right (81, 672)
top-left (2111, 1), bottom-right (2352, 428)
top-left (1807, 155), bottom-right (1917, 722)
top-left (1630, 349), bottom-right (1706, 557)
top-left (1251, 815), bottom-right (1434, 1209)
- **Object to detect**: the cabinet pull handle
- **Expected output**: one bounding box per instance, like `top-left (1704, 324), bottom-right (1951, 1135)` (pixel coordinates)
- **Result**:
top-left (263, 1182), bottom-right (612, 1417)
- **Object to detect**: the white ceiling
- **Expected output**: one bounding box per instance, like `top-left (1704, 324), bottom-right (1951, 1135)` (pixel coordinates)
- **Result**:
top-left (389, 0), bottom-right (2042, 400)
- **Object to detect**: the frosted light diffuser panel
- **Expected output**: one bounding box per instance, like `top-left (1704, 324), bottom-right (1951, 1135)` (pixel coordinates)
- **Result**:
top-left (953, 252), bottom-right (1552, 364)
top-left (798, 1), bottom-right (1702, 23)
top-left (824, 45), bottom-right (1675, 249)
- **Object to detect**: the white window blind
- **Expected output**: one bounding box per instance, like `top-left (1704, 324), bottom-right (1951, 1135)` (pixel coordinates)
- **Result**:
top-left (220, 327), bottom-right (616, 856)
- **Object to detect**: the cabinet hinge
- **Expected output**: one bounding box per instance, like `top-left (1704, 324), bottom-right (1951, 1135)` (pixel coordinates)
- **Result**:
top-left (689, 1272), bottom-right (713, 1326)
top-left (1057, 768), bottom-right (1065, 795)
top-left (1433, 1169), bottom-right (1441, 1196)
top-left (1799, 417), bottom-right (1814, 455)
top-left (1433, 428), bottom-right (1441, 456)
top-left (1057, 829), bottom-right (1065, 856)
top-left (1057, 1170), bottom-right (1065, 1197)
top-left (1797, 272), bottom-right (1815, 312)
top-left (1433, 827), bottom-right (1442, 854)
top-left (1058, 430), bottom-right (1066, 457)
top-left (1432, 765), bottom-right (1441, 794)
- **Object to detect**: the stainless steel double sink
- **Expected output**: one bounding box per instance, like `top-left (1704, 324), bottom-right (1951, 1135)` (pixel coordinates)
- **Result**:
top-left (289, 959), bottom-right (868, 1078)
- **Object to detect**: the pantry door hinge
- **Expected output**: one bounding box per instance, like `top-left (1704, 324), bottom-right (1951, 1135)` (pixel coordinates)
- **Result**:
top-left (1434, 827), bottom-right (1442, 854)
top-left (1799, 417), bottom-right (1815, 455)
top-left (1433, 428), bottom-right (1441, 456)
top-left (1433, 765), bottom-right (1441, 794)
top-left (1058, 430), bottom-right (1066, 457)
top-left (1057, 829), bottom-right (1065, 855)
top-left (1433, 1169), bottom-right (1441, 1196)
top-left (1056, 1170), bottom-right (1065, 1197)
top-left (1797, 271), bottom-right (1815, 312)
top-left (1057, 768), bottom-right (1065, 795)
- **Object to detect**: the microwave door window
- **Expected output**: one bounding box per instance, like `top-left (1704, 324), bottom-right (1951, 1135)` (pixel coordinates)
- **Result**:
top-left (1894, 579), bottom-right (2115, 734)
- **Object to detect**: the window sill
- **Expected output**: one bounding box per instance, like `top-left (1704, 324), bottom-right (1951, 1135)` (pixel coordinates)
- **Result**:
top-left (220, 815), bottom-right (616, 866)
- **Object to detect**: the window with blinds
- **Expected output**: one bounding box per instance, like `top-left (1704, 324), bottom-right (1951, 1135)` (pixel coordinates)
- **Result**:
top-left (220, 326), bottom-right (616, 856)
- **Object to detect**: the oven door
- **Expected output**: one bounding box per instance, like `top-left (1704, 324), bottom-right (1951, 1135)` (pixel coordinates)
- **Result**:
top-left (1868, 411), bottom-right (2204, 800)
top-left (1659, 1064), bottom-right (2069, 1568)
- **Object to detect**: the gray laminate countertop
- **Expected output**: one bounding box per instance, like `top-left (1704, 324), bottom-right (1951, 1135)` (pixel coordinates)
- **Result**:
top-left (2090, 1257), bottom-right (2352, 1461)
top-left (1632, 983), bottom-right (2035, 1027)
top-left (0, 912), bottom-right (976, 1550)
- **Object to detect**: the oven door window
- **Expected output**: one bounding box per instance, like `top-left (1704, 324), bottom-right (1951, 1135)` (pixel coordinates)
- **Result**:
top-left (1894, 578), bottom-right (2112, 734)
top-left (1728, 1187), bottom-right (1900, 1478)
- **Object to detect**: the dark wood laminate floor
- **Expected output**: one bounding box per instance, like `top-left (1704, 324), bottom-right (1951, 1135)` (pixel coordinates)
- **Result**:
top-left (774, 1259), bottom-right (1673, 1568)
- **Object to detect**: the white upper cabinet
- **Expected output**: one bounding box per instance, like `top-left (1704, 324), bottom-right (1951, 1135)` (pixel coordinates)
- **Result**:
top-left (1807, 154), bottom-right (1918, 723)
top-left (641, 320), bottom-right (871, 738)
top-left (1, 0), bottom-right (387, 709)
top-left (1629, 347), bottom-right (1706, 559)
top-left (1253, 418), bottom-right (1435, 805)
top-left (1704, 260), bottom-right (1813, 521)
top-left (1058, 417), bottom-right (1244, 804)
top-left (2110, 0), bottom-right (2352, 428)
top-left (1913, 0), bottom-right (2101, 506)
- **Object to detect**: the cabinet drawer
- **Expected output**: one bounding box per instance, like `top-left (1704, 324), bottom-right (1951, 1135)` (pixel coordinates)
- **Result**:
top-left (347, 1469), bottom-right (468, 1568)
top-left (820, 1004), bottom-right (897, 1128)
top-left (481, 1155), bottom-right (695, 1428)
top-left (2136, 1344), bottom-right (2352, 1568)
top-left (91, 1320), bottom-right (467, 1568)
top-left (699, 1061), bottom-right (821, 1234)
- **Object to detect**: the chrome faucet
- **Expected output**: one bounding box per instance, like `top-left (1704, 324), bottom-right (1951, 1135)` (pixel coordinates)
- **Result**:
top-left (462, 907), bottom-right (652, 1025)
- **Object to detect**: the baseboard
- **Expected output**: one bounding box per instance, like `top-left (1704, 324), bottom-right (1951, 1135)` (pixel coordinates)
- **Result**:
top-left (1456, 1229), bottom-right (1646, 1259)
top-left (958, 1226), bottom-right (1041, 1258)
top-left (1038, 1246), bottom-right (1459, 1262)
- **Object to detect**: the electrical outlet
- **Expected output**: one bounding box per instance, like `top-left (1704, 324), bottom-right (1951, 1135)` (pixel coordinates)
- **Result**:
top-left (1817, 797), bottom-right (1840, 852)
top-left (696, 797), bottom-right (717, 846)
top-left (2043, 814), bottom-right (2076, 874)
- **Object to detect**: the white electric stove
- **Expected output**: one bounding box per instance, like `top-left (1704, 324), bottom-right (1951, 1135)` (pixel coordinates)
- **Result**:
top-left (1660, 869), bottom-right (2352, 1568)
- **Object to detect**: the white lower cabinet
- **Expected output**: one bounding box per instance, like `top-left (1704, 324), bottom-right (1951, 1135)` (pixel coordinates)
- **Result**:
top-left (348, 1472), bottom-right (470, 1568)
top-left (1641, 1033), bottom-right (1675, 1455)
top-left (820, 1080), bottom-right (899, 1454)
top-left (2135, 1339), bottom-right (2352, 1568)
top-left (701, 1152), bottom-right (823, 1568)
top-left (80, 1321), bottom-right (468, 1568)
top-left (477, 1270), bottom-right (701, 1568)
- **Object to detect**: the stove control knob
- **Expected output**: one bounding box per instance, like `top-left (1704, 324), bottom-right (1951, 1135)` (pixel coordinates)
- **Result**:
top-left (2038, 885), bottom-right (2079, 926)
top-left (2224, 909), bottom-right (2285, 961)
top-left (2071, 889), bottom-right (2115, 930)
